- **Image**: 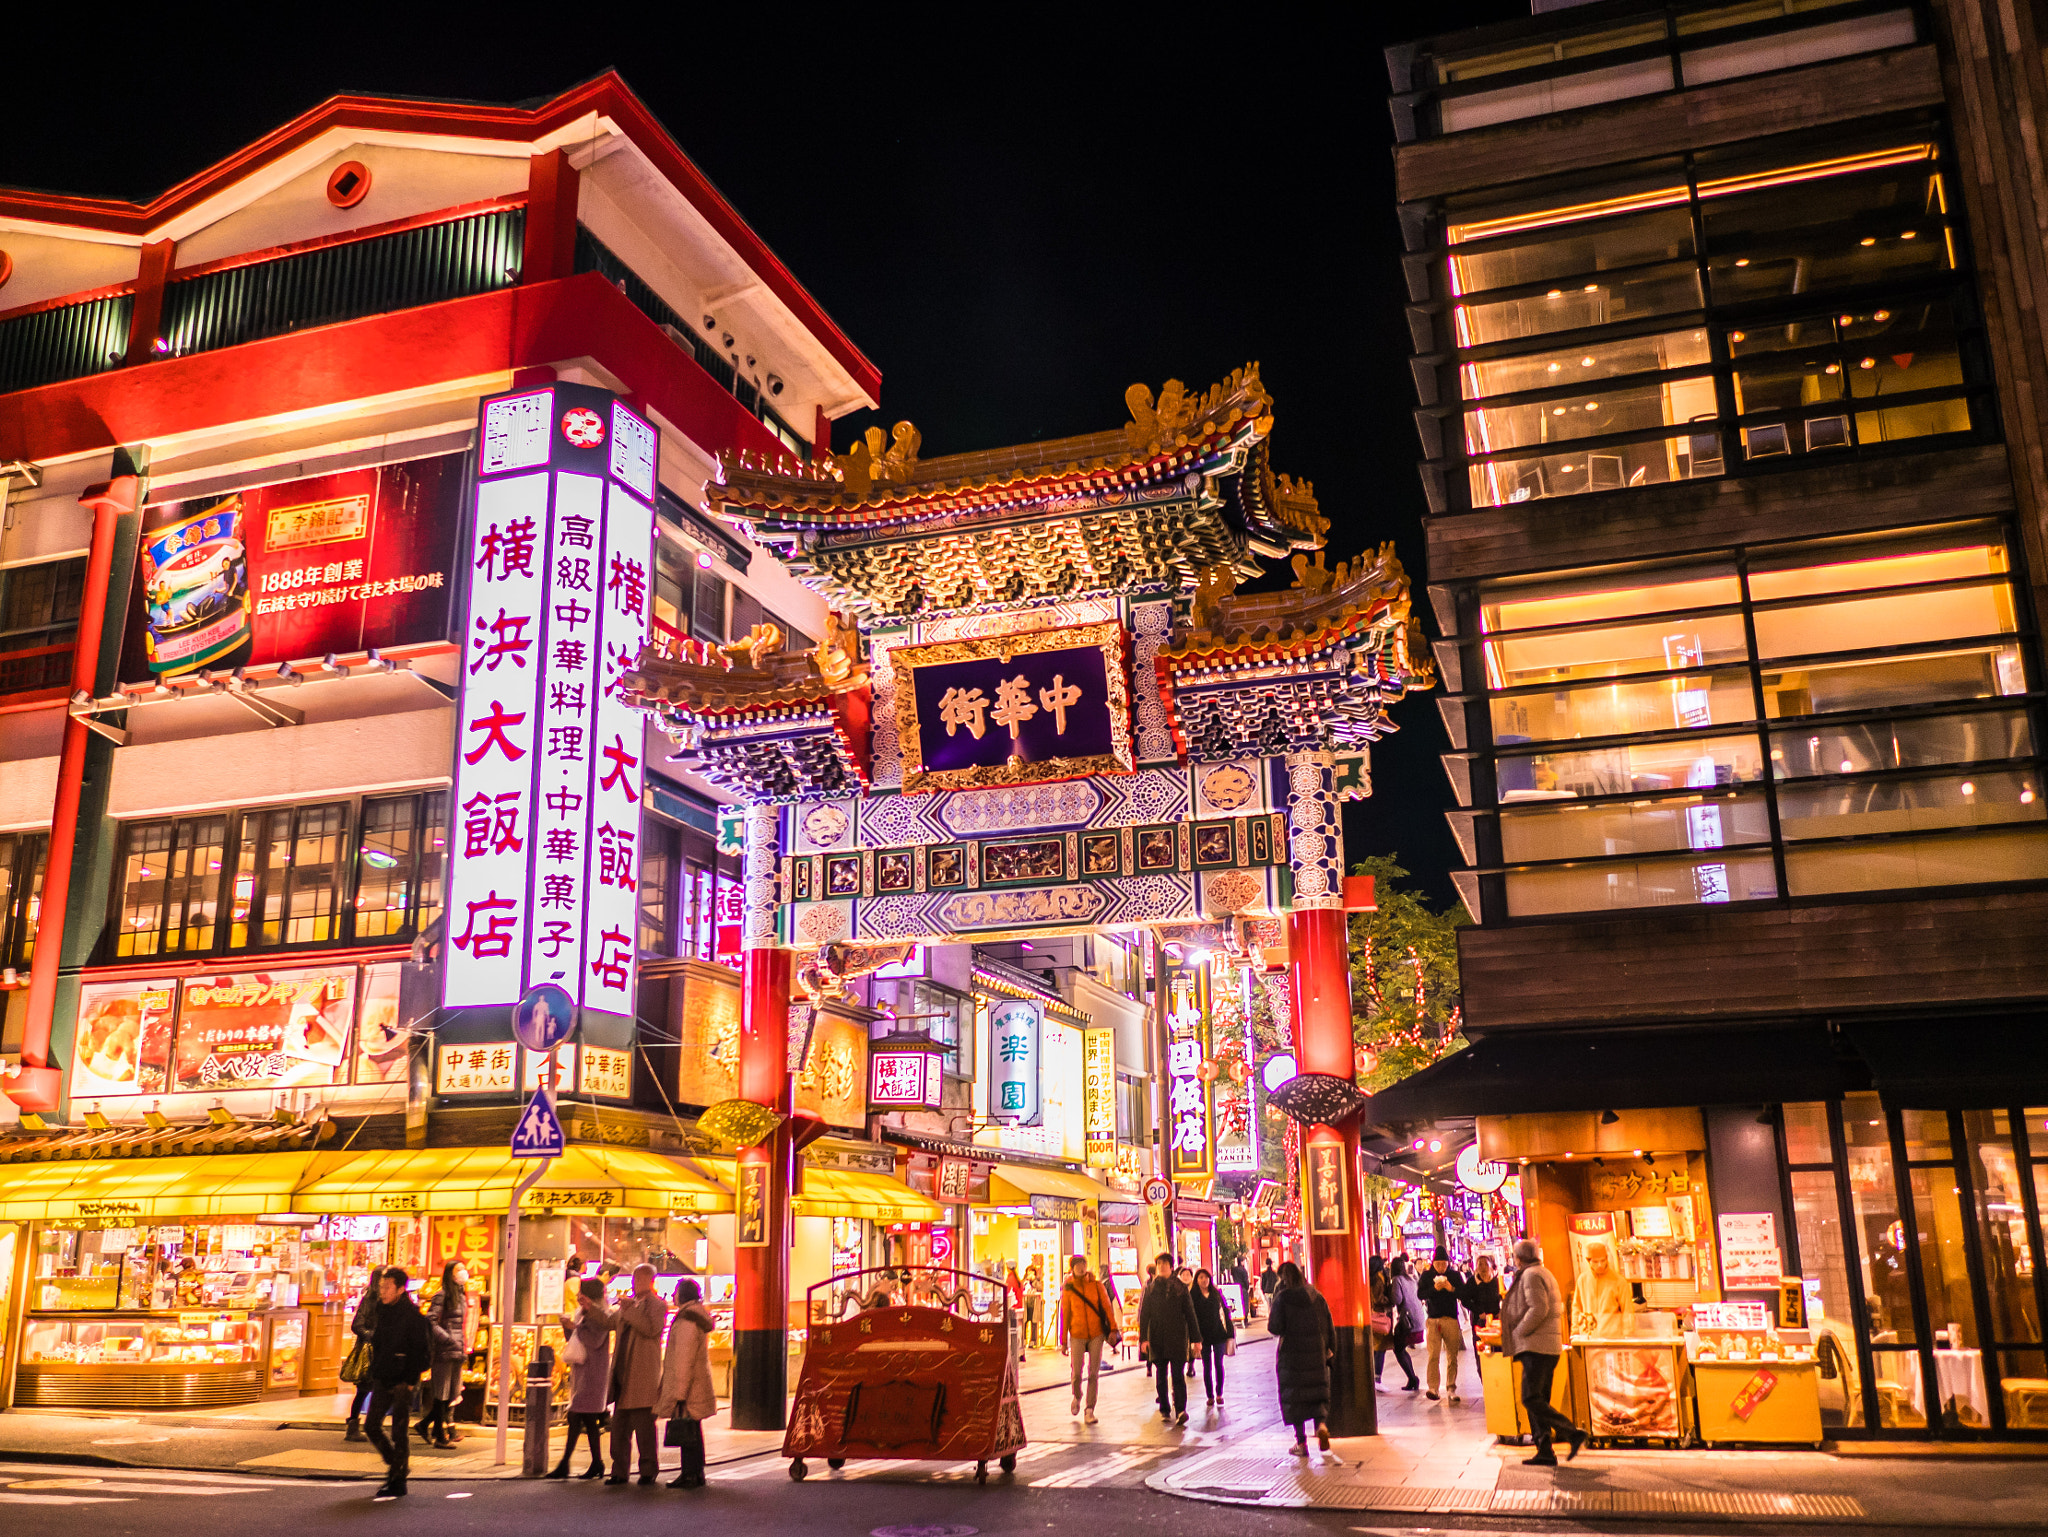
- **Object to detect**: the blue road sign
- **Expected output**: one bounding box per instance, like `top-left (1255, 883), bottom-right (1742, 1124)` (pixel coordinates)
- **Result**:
top-left (512, 982), bottom-right (576, 1054)
top-left (511, 1090), bottom-right (565, 1159)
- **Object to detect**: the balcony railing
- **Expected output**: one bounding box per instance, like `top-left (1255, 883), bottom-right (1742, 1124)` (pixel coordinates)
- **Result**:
top-left (0, 292), bottom-right (134, 394)
top-left (159, 207), bottom-right (526, 358)
top-left (573, 227), bottom-right (812, 460)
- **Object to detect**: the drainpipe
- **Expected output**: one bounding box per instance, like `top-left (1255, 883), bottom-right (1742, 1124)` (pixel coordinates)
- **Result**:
top-left (4, 475), bottom-right (138, 1113)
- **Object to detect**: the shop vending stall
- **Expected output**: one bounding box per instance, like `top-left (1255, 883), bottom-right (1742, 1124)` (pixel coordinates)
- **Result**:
top-left (1687, 1300), bottom-right (1823, 1446)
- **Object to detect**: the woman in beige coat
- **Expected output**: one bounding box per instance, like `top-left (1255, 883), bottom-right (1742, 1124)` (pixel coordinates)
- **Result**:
top-left (654, 1278), bottom-right (718, 1489)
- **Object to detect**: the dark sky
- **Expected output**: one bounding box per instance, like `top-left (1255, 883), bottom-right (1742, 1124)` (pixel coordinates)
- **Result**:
top-left (4, 5), bottom-right (1531, 911)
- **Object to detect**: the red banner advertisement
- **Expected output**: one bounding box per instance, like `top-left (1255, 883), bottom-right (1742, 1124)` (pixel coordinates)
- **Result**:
top-left (122, 454), bottom-right (463, 682)
top-left (1729, 1367), bottom-right (1779, 1421)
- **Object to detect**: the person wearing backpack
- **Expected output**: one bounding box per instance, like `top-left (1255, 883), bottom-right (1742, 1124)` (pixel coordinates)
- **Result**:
top-left (1060, 1255), bottom-right (1117, 1423)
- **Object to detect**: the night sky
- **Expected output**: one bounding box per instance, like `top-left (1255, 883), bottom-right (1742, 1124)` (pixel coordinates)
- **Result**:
top-left (4, 5), bottom-right (1532, 910)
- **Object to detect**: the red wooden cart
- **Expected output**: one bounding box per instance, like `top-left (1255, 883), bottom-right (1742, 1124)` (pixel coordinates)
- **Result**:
top-left (783, 1267), bottom-right (1025, 1484)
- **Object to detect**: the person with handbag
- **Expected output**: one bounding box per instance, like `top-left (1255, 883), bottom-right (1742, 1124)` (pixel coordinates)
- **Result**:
top-left (417, 1263), bottom-right (468, 1448)
top-left (605, 1263), bottom-right (667, 1485)
top-left (1380, 1255), bottom-right (1424, 1392)
top-left (1190, 1267), bottom-right (1236, 1406)
top-left (1059, 1255), bottom-right (1116, 1423)
top-left (342, 1266), bottom-right (382, 1443)
top-left (1136, 1253), bottom-right (1199, 1426)
top-left (655, 1278), bottom-right (717, 1489)
top-left (545, 1277), bottom-right (612, 1480)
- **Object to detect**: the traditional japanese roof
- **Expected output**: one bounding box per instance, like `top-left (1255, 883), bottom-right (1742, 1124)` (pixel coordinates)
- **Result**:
top-left (623, 617), bottom-right (872, 802)
top-left (1156, 543), bottom-right (1436, 762)
top-left (707, 366), bottom-right (1328, 617)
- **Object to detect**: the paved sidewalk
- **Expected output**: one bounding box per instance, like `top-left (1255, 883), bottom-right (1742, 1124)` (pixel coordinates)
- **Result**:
top-left (1150, 1346), bottom-right (2048, 1528)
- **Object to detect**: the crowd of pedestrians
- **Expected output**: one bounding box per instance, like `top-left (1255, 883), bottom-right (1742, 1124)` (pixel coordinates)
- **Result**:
top-left (1369, 1249), bottom-right (1503, 1402)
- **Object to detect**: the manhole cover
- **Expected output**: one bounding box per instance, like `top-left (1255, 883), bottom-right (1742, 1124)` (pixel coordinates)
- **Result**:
top-left (873, 1527), bottom-right (979, 1537)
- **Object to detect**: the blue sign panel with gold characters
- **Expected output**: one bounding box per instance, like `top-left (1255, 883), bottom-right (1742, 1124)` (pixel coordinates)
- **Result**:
top-left (892, 621), bottom-right (1133, 792)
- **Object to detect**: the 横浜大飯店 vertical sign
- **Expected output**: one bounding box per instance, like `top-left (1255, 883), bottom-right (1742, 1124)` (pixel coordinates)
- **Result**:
top-left (443, 385), bottom-right (652, 1017)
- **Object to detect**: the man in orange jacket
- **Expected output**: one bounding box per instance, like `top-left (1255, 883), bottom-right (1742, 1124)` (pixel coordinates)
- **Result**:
top-left (1060, 1254), bottom-right (1118, 1422)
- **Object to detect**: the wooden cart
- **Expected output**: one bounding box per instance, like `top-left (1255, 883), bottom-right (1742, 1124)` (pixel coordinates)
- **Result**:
top-left (783, 1267), bottom-right (1025, 1484)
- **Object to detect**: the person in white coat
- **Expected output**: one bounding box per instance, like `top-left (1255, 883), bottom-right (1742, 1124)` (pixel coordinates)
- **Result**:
top-left (1499, 1238), bottom-right (1585, 1466)
top-left (654, 1278), bottom-right (718, 1489)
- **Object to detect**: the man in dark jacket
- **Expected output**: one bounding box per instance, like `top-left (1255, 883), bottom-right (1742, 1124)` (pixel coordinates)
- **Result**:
top-left (1137, 1253), bottom-right (1199, 1425)
top-left (1421, 1252), bottom-right (1471, 1402)
top-left (363, 1269), bottom-right (433, 1498)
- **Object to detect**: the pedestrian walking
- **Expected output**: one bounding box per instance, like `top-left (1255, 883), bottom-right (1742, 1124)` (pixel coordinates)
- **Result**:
top-left (1230, 1256), bottom-right (1252, 1317)
top-left (361, 1268), bottom-right (432, 1500)
top-left (1137, 1252), bottom-right (1199, 1425)
top-left (343, 1266), bottom-right (382, 1442)
top-left (1060, 1255), bottom-right (1117, 1422)
top-left (655, 1278), bottom-right (717, 1489)
top-left (1500, 1238), bottom-right (1585, 1466)
top-left (417, 1262), bottom-right (468, 1447)
top-left (1176, 1266), bottom-right (1197, 1378)
top-left (1190, 1268), bottom-right (1236, 1405)
top-left (1268, 1261), bottom-right (1335, 1454)
top-left (1383, 1255), bottom-right (1424, 1391)
top-left (605, 1263), bottom-right (668, 1485)
top-left (1258, 1259), bottom-right (1278, 1319)
top-left (545, 1277), bottom-right (612, 1480)
top-left (1003, 1265), bottom-right (1026, 1361)
top-left (1422, 1251), bottom-right (1471, 1401)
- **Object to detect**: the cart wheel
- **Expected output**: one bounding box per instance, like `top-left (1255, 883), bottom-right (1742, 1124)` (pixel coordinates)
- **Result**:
top-left (827, 1458), bottom-right (845, 1470)
top-left (999, 1453), bottom-right (1016, 1473)
top-left (975, 1461), bottom-right (988, 1484)
top-left (789, 1459), bottom-right (807, 1481)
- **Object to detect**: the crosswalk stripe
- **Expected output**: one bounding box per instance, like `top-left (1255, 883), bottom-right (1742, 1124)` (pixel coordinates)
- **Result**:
top-left (0, 1493), bottom-right (136, 1505)
top-left (0, 1463), bottom-right (285, 1487)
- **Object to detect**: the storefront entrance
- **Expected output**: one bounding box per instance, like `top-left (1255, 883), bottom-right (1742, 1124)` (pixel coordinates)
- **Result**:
top-left (1782, 1095), bottom-right (2047, 1436)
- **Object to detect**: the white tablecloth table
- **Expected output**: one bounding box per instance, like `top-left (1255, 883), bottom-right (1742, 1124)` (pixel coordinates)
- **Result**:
top-left (1882, 1348), bottom-right (1989, 1428)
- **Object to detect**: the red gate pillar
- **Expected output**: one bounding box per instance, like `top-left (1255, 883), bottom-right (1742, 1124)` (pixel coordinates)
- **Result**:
top-left (731, 805), bottom-right (794, 1430)
top-left (1285, 749), bottom-right (1376, 1437)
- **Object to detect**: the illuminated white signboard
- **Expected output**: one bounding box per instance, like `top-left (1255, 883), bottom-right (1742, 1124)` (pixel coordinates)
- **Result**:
top-left (444, 385), bottom-right (653, 1019)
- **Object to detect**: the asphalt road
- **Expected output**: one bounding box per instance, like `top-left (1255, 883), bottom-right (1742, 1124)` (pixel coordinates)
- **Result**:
top-left (0, 1457), bottom-right (2022, 1537)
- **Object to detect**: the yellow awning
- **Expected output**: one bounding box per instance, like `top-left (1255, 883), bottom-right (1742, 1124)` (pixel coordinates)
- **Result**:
top-left (0, 1153), bottom-right (321, 1220)
top-left (793, 1167), bottom-right (940, 1223)
top-left (291, 1147), bottom-right (731, 1217)
top-left (988, 1165), bottom-right (1119, 1208)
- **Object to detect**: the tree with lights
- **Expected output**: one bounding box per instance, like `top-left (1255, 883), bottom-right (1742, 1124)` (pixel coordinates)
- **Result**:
top-left (1347, 854), bottom-right (1469, 1093)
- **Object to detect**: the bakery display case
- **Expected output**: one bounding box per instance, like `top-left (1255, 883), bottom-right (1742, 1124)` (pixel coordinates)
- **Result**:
top-left (1687, 1301), bottom-right (1824, 1446)
top-left (15, 1311), bottom-right (264, 1408)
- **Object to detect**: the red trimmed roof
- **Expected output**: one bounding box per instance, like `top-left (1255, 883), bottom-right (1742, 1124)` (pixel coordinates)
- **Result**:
top-left (0, 71), bottom-right (879, 404)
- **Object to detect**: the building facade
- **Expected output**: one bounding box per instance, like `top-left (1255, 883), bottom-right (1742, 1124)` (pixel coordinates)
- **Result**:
top-left (1376, 0), bottom-right (2048, 1439)
top-left (0, 75), bottom-right (945, 1412)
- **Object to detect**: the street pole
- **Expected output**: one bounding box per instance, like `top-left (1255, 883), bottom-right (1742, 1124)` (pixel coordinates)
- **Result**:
top-left (496, 1130), bottom-right (553, 1465)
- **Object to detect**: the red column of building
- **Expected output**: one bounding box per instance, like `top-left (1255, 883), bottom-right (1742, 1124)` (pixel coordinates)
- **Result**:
top-left (521, 150), bottom-right (580, 285)
top-left (731, 932), bottom-right (793, 1429)
top-left (5, 477), bottom-right (139, 1113)
top-left (1290, 904), bottom-right (1377, 1437)
top-left (123, 241), bottom-right (175, 366)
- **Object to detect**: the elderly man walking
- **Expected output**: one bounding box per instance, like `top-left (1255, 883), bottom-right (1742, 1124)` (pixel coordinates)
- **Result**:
top-left (1499, 1239), bottom-right (1586, 1466)
top-left (605, 1263), bottom-right (668, 1485)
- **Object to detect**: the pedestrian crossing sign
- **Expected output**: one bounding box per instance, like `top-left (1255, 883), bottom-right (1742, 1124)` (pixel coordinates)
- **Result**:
top-left (510, 1090), bottom-right (565, 1158)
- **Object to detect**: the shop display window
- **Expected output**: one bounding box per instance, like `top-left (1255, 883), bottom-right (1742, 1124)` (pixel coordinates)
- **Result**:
top-left (22, 1313), bottom-right (259, 1367)
top-left (31, 1220), bottom-right (317, 1313)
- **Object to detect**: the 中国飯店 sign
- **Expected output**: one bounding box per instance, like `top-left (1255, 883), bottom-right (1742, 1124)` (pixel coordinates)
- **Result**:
top-left (443, 385), bottom-right (652, 1019)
